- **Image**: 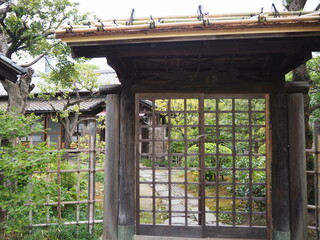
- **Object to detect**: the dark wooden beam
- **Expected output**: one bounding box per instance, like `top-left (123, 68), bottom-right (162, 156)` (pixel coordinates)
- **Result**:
top-left (99, 84), bottom-right (122, 95)
top-left (118, 78), bottom-right (136, 239)
top-left (287, 93), bottom-right (308, 240)
top-left (70, 37), bottom-right (319, 59)
top-left (270, 74), bottom-right (291, 239)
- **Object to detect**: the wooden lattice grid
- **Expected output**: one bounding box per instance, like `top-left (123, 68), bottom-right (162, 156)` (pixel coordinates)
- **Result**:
top-left (136, 93), bottom-right (271, 238)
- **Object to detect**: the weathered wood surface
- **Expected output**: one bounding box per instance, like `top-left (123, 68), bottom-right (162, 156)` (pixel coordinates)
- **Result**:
top-left (287, 93), bottom-right (308, 240)
top-left (285, 81), bottom-right (310, 94)
top-left (70, 36), bottom-right (320, 58)
top-left (270, 75), bottom-right (291, 239)
top-left (118, 81), bottom-right (136, 240)
top-left (103, 94), bottom-right (120, 240)
top-left (99, 84), bottom-right (122, 95)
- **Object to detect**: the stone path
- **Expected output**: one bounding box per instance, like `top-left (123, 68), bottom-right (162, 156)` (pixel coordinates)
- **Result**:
top-left (139, 168), bottom-right (216, 226)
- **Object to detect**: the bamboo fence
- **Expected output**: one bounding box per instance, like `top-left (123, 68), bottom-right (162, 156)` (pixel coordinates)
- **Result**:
top-left (26, 123), bottom-right (104, 233)
top-left (306, 122), bottom-right (320, 239)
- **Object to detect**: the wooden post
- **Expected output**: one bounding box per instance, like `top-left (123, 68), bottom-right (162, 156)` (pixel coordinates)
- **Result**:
top-left (103, 93), bottom-right (120, 240)
top-left (287, 92), bottom-right (308, 240)
top-left (118, 82), bottom-right (136, 240)
top-left (270, 75), bottom-right (291, 240)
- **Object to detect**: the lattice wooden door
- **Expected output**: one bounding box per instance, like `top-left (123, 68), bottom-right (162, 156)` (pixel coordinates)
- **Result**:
top-left (136, 93), bottom-right (270, 238)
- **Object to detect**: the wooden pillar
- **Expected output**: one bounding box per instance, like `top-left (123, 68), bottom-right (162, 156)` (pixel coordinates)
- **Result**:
top-left (270, 75), bottom-right (291, 240)
top-left (118, 82), bottom-right (136, 240)
top-left (286, 82), bottom-right (309, 240)
top-left (102, 85), bottom-right (121, 240)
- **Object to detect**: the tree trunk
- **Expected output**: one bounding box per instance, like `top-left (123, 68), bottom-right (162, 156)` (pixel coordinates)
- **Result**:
top-left (64, 131), bottom-right (72, 149)
top-left (1, 67), bottom-right (34, 114)
top-left (287, 0), bottom-right (307, 10)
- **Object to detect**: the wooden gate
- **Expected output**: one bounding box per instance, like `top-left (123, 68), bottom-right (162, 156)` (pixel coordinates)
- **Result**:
top-left (136, 93), bottom-right (271, 238)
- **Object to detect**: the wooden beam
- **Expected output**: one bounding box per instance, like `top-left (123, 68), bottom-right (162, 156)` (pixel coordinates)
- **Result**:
top-left (99, 84), bottom-right (122, 95)
top-left (285, 81), bottom-right (310, 94)
top-left (103, 94), bottom-right (120, 240)
top-left (270, 74), bottom-right (291, 239)
top-left (287, 93), bottom-right (308, 240)
top-left (132, 75), bottom-right (274, 93)
top-left (70, 37), bottom-right (319, 59)
top-left (118, 80), bottom-right (136, 239)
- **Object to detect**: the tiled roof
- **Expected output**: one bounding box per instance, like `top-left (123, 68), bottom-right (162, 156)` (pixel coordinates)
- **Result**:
top-left (55, 10), bottom-right (320, 44)
top-left (0, 70), bottom-right (119, 97)
top-left (0, 54), bottom-right (26, 73)
top-left (0, 97), bottom-right (105, 113)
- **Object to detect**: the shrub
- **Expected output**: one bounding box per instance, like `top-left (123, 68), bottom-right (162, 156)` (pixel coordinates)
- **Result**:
top-left (0, 113), bottom-right (59, 238)
top-left (187, 143), bottom-right (232, 181)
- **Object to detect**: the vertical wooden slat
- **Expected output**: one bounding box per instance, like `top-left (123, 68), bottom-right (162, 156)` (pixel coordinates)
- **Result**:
top-left (151, 99), bottom-right (156, 225)
top-left (199, 95), bottom-right (205, 235)
top-left (231, 99), bottom-right (236, 227)
top-left (57, 137), bottom-right (62, 223)
top-left (215, 98), bottom-right (220, 226)
top-left (248, 99), bottom-right (253, 227)
top-left (287, 93), bottom-right (308, 240)
top-left (167, 99), bottom-right (172, 225)
top-left (135, 94), bottom-right (140, 232)
top-left (183, 98), bottom-right (188, 226)
top-left (265, 94), bottom-right (272, 240)
top-left (76, 142), bottom-right (81, 225)
top-left (167, 98), bottom-right (172, 226)
top-left (88, 123), bottom-right (96, 234)
top-left (45, 137), bottom-right (50, 225)
top-left (104, 94), bottom-right (120, 240)
top-left (316, 124), bottom-right (320, 239)
top-left (28, 175), bottom-right (33, 228)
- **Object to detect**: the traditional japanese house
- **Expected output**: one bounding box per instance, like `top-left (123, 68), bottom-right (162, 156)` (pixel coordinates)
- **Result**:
top-left (56, 9), bottom-right (320, 240)
top-left (0, 70), bottom-right (119, 147)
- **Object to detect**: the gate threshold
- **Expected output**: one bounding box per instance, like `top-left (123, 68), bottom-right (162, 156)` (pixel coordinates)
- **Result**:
top-left (135, 236), bottom-right (265, 240)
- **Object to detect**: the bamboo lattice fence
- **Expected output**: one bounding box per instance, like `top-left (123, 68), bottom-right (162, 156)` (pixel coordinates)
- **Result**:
top-left (27, 123), bottom-right (104, 233)
top-left (307, 122), bottom-right (320, 239)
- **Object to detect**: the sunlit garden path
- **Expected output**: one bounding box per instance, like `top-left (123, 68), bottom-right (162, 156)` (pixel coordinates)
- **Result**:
top-left (139, 168), bottom-right (216, 225)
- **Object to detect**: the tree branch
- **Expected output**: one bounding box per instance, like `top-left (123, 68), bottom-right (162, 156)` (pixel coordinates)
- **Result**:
top-left (70, 117), bottom-right (97, 135)
top-left (21, 41), bottom-right (62, 67)
top-left (67, 91), bottom-right (99, 107)
top-left (307, 103), bottom-right (320, 116)
top-left (315, 3), bottom-right (320, 11)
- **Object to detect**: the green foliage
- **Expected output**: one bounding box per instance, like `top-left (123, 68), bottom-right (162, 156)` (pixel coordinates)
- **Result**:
top-left (0, 112), bottom-right (43, 139)
top-left (2, 0), bottom-right (90, 59)
top-left (40, 63), bottom-right (100, 94)
top-left (230, 155), bottom-right (267, 212)
top-left (188, 143), bottom-right (232, 181)
top-left (22, 224), bottom-right (102, 240)
top-left (0, 112), bottom-right (59, 236)
top-left (308, 56), bottom-right (320, 123)
top-left (78, 134), bottom-right (105, 164)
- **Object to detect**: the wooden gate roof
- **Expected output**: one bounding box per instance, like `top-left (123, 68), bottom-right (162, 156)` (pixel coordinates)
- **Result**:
top-left (56, 11), bottom-right (320, 46)
top-left (55, 10), bottom-right (320, 89)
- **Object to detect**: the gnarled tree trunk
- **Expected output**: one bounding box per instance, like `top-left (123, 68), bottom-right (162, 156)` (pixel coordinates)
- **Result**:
top-left (1, 68), bottom-right (34, 114)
